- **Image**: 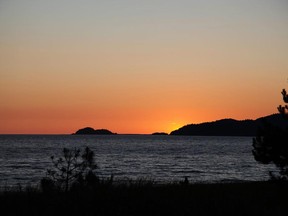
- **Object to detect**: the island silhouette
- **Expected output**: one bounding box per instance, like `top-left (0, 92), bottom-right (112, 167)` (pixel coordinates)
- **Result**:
top-left (73, 127), bottom-right (116, 135)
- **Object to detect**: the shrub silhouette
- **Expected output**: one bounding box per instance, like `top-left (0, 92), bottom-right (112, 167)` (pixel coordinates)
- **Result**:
top-left (253, 89), bottom-right (288, 180)
top-left (42, 147), bottom-right (97, 192)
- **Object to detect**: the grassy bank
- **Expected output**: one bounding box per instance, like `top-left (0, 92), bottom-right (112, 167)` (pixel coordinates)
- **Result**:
top-left (1, 180), bottom-right (287, 216)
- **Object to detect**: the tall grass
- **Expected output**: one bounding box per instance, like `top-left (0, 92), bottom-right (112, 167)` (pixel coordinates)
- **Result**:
top-left (1, 179), bottom-right (287, 216)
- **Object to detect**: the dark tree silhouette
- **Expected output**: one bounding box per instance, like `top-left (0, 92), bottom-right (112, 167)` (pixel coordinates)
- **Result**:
top-left (42, 147), bottom-right (97, 192)
top-left (253, 89), bottom-right (288, 180)
top-left (278, 89), bottom-right (288, 118)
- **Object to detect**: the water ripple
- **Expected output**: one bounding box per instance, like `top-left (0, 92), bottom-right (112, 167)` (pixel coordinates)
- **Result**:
top-left (0, 135), bottom-right (276, 186)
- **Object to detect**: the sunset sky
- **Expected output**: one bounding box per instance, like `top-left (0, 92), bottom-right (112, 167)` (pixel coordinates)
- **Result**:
top-left (0, 0), bottom-right (287, 134)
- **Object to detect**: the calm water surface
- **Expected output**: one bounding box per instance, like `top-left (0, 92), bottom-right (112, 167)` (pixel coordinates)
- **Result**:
top-left (0, 135), bottom-right (276, 186)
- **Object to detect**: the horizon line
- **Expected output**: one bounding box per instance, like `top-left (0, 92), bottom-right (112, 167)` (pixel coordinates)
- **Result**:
top-left (0, 113), bottom-right (279, 135)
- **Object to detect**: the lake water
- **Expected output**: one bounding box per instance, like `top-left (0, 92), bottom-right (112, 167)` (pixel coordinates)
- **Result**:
top-left (0, 135), bottom-right (276, 187)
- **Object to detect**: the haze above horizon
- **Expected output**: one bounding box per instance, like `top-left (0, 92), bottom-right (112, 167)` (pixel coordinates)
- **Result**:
top-left (1, 0), bottom-right (287, 134)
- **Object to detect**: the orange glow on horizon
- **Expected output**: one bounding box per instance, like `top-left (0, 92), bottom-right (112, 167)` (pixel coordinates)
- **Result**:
top-left (0, 104), bottom-right (279, 134)
top-left (0, 0), bottom-right (287, 134)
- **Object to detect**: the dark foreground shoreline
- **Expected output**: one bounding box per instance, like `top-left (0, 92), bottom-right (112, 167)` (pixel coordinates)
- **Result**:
top-left (1, 180), bottom-right (287, 216)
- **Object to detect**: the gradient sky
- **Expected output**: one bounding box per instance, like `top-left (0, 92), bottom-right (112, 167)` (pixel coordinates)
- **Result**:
top-left (0, 0), bottom-right (288, 134)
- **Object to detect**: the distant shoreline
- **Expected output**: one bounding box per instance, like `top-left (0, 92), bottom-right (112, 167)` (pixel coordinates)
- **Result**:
top-left (2, 113), bottom-right (285, 136)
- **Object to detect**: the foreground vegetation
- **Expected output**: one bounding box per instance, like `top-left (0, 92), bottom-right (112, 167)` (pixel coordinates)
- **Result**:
top-left (1, 180), bottom-right (288, 216)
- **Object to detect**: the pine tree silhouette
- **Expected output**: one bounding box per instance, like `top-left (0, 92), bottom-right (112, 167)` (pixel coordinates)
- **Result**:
top-left (253, 89), bottom-right (288, 180)
top-left (43, 147), bottom-right (97, 192)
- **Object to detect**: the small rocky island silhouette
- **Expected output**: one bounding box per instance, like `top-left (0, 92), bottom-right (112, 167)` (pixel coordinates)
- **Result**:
top-left (73, 127), bottom-right (116, 135)
top-left (152, 132), bottom-right (168, 135)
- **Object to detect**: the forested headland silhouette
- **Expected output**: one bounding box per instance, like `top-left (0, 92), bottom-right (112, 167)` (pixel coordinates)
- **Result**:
top-left (170, 114), bottom-right (288, 136)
